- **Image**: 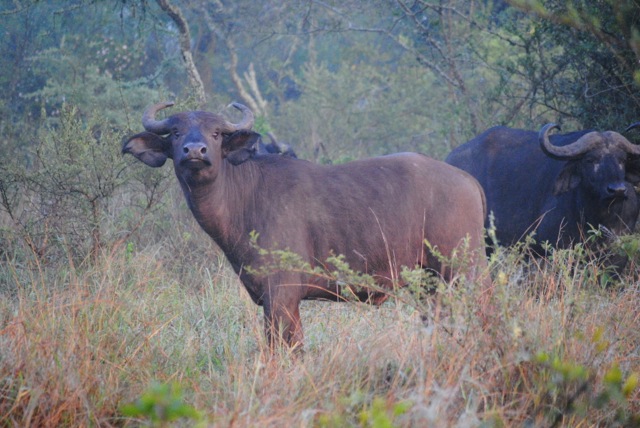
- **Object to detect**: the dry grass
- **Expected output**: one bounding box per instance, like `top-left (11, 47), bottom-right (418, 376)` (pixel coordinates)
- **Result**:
top-left (0, 239), bottom-right (639, 427)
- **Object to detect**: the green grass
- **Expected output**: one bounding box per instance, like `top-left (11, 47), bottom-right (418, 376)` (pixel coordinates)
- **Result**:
top-left (0, 234), bottom-right (639, 426)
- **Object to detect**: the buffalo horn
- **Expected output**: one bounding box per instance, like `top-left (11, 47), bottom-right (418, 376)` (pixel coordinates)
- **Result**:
top-left (609, 131), bottom-right (640, 156)
top-left (539, 123), bottom-right (603, 160)
top-left (142, 101), bottom-right (175, 134)
top-left (222, 102), bottom-right (255, 132)
top-left (620, 122), bottom-right (640, 156)
top-left (625, 122), bottom-right (640, 133)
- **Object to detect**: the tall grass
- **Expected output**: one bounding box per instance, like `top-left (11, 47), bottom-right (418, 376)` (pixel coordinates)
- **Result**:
top-left (0, 234), bottom-right (639, 426)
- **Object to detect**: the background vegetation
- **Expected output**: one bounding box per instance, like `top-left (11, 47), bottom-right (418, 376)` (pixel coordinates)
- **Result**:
top-left (0, 0), bottom-right (639, 426)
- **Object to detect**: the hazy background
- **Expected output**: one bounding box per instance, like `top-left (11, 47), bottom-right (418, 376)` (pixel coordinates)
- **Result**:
top-left (1, 2), bottom-right (639, 426)
top-left (1, 0), bottom-right (639, 272)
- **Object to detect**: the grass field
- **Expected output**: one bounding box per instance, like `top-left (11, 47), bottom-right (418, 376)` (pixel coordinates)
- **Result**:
top-left (1, 226), bottom-right (639, 427)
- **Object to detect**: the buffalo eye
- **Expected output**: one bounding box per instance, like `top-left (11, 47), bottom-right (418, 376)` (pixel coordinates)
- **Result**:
top-left (212, 131), bottom-right (220, 139)
top-left (172, 128), bottom-right (180, 137)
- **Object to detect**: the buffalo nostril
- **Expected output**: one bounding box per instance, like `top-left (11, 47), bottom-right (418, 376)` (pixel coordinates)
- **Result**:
top-left (607, 184), bottom-right (627, 197)
top-left (183, 143), bottom-right (207, 156)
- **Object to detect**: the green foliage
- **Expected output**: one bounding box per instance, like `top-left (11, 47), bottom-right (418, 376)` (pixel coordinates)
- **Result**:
top-left (0, 1), bottom-right (177, 153)
top-left (252, 115), bottom-right (273, 136)
top-left (506, 0), bottom-right (640, 130)
top-left (610, 233), bottom-right (640, 273)
top-left (526, 327), bottom-right (640, 426)
top-left (120, 381), bottom-right (206, 427)
top-left (27, 38), bottom-right (169, 127)
top-left (247, 231), bottom-right (385, 301)
top-left (246, 230), bottom-right (480, 317)
top-left (358, 397), bottom-right (412, 428)
top-left (272, 32), bottom-right (518, 161)
top-left (5, 0), bottom-right (640, 163)
top-left (486, 320), bottom-right (640, 427)
top-left (315, 392), bottom-right (412, 428)
top-left (0, 104), bottom-right (170, 263)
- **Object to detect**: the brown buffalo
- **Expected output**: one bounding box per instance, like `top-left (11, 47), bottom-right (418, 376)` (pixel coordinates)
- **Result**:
top-left (123, 102), bottom-right (489, 349)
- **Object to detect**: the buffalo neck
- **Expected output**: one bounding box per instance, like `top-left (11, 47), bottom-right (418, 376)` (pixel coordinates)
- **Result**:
top-left (574, 187), bottom-right (603, 225)
top-left (178, 160), bottom-right (262, 265)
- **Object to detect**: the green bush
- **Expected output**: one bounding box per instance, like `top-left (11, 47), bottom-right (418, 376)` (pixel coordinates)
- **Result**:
top-left (0, 104), bottom-right (170, 265)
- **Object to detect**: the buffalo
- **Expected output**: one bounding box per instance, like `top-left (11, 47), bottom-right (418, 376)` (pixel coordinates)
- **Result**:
top-left (123, 102), bottom-right (489, 349)
top-left (258, 132), bottom-right (298, 158)
top-left (236, 132), bottom-right (298, 160)
top-left (222, 130), bottom-right (297, 163)
top-left (445, 123), bottom-right (640, 270)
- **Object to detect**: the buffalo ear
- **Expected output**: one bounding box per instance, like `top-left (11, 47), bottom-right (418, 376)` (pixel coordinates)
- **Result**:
top-left (554, 161), bottom-right (581, 195)
top-left (222, 130), bottom-right (262, 166)
top-left (122, 132), bottom-right (171, 168)
top-left (625, 157), bottom-right (640, 186)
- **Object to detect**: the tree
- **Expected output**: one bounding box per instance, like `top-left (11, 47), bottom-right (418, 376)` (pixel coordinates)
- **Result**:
top-left (0, 106), bottom-right (169, 262)
top-left (156, 0), bottom-right (206, 105)
top-left (505, 0), bottom-right (640, 130)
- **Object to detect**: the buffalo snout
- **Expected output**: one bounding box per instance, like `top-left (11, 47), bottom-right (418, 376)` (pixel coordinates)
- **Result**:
top-left (605, 182), bottom-right (628, 199)
top-left (181, 142), bottom-right (210, 165)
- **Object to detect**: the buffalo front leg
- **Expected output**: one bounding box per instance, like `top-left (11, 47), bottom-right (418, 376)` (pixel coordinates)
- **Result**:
top-left (263, 298), bottom-right (304, 353)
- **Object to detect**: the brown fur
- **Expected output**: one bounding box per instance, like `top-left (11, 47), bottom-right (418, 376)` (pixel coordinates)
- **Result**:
top-left (124, 111), bottom-right (489, 349)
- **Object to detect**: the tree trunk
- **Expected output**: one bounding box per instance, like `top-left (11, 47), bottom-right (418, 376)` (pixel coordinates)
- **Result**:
top-left (156, 0), bottom-right (207, 106)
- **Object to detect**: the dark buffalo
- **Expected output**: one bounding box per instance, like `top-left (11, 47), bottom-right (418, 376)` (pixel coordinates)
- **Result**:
top-left (445, 123), bottom-right (640, 269)
top-left (123, 102), bottom-right (489, 349)
top-left (238, 131), bottom-right (298, 160)
top-left (258, 132), bottom-right (298, 158)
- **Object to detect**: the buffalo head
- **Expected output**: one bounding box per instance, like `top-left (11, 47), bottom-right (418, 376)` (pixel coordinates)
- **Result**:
top-left (445, 122), bottom-right (640, 272)
top-left (122, 102), bottom-right (256, 183)
top-left (539, 123), bottom-right (640, 202)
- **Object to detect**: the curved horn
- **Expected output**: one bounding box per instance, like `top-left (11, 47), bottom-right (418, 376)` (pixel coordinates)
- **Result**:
top-left (539, 123), bottom-right (603, 160)
top-left (625, 122), bottom-right (640, 133)
top-left (222, 102), bottom-right (255, 132)
top-left (142, 101), bottom-right (175, 134)
top-left (608, 131), bottom-right (640, 156)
